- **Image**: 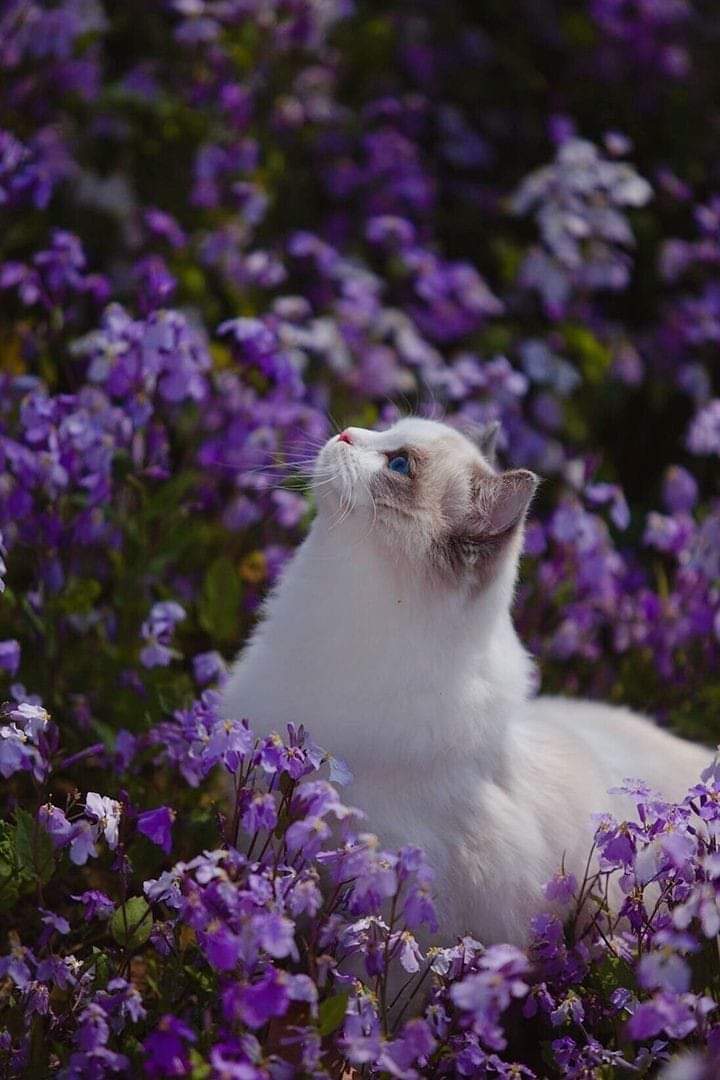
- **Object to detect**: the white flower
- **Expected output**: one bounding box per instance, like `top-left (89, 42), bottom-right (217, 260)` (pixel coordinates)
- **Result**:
top-left (85, 792), bottom-right (122, 849)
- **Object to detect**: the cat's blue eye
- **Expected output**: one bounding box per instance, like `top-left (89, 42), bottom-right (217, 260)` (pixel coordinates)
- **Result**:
top-left (388, 454), bottom-right (410, 476)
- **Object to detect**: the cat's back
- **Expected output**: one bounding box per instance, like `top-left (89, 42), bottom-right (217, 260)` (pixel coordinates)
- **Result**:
top-left (515, 695), bottom-right (709, 803)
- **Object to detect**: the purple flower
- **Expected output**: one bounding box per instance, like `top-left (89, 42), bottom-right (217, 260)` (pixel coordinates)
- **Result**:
top-left (203, 715), bottom-right (254, 770)
top-left (69, 820), bottom-right (99, 866)
top-left (271, 488), bottom-right (307, 528)
top-left (644, 511), bottom-right (694, 555)
top-left (252, 912), bottom-right (296, 960)
top-left (597, 821), bottom-right (637, 867)
top-left (403, 871), bottom-right (439, 933)
top-left (0, 640), bottom-right (20, 676)
top-left (543, 871), bottom-right (578, 905)
top-left (450, 946), bottom-right (530, 1051)
top-left (192, 650), bottom-right (227, 686)
top-left (0, 702), bottom-right (51, 781)
top-left (586, 481), bottom-right (631, 530)
top-left (663, 466), bottom-right (698, 513)
top-left (39, 908), bottom-right (70, 937)
top-left (687, 400), bottom-right (720, 455)
top-left (383, 1018), bottom-right (437, 1073)
top-left (550, 991), bottom-right (585, 1027)
top-left (207, 1038), bottom-right (267, 1077)
top-left (234, 967), bottom-right (290, 1029)
top-left (144, 868), bottom-right (184, 909)
top-left (140, 601), bottom-right (186, 669)
top-left (346, 846), bottom-right (399, 913)
top-left (137, 806), bottom-right (175, 854)
top-left (241, 792), bottom-right (278, 833)
top-left (0, 946), bottom-right (34, 989)
top-left (366, 214), bottom-right (416, 247)
top-left (339, 988), bottom-right (383, 1065)
top-left (38, 803), bottom-right (73, 847)
top-left (674, 884), bottom-right (720, 938)
top-left (199, 920), bottom-right (242, 972)
top-left (73, 890), bottom-right (115, 920)
top-left (628, 992), bottom-right (715, 1041)
top-left (662, 830), bottom-right (696, 870)
top-left (65, 1001), bottom-right (129, 1077)
top-left (143, 1015), bottom-right (196, 1077)
top-left (115, 730), bottom-right (137, 771)
top-left (639, 951), bottom-right (692, 994)
top-left (144, 208), bottom-right (187, 249)
top-left (101, 977), bottom-right (147, 1024)
top-left (218, 316), bottom-right (276, 354)
top-left (393, 930), bottom-right (425, 973)
top-left (134, 255), bottom-right (177, 313)
top-left (26, 982), bottom-right (50, 1017)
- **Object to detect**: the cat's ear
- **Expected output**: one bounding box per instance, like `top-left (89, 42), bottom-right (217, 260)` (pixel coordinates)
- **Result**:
top-left (443, 468), bottom-right (539, 579)
top-left (477, 421), bottom-right (501, 468)
top-left (474, 469), bottom-right (539, 537)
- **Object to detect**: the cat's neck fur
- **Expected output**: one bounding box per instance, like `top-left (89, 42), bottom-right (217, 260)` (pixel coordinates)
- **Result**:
top-left (231, 514), bottom-right (534, 773)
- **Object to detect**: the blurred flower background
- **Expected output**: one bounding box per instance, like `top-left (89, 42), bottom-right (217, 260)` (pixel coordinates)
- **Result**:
top-left (2, 1), bottom-right (720, 1076)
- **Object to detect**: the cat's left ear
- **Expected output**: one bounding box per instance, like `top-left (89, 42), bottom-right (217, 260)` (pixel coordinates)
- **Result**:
top-left (464, 469), bottom-right (539, 545)
top-left (477, 469), bottom-right (539, 536)
top-left (447, 469), bottom-right (539, 576)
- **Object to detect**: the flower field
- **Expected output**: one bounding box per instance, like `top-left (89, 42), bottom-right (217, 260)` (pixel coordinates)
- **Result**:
top-left (1, 1), bottom-right (720, 1075)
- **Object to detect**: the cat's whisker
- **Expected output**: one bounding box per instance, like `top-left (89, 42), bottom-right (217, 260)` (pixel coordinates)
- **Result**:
top-left (324, 411), bottom-right (343, 436)
top-left (328, 469), bottom-right (356, 531)
top-left (197, 460), bottom-right (309, 478)
top-left (209, 457), bottom-right (322, 479)
top-left (307, 475), bottom-right (340, 489)
top-left (330, 504), bottom-right (353, 532)
top-left (355, 479), bottom-right (378, 545)
top-left (328, 495), bottom-right (350, 531)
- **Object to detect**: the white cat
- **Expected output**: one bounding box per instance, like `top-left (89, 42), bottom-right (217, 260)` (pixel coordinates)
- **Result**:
top-left (222, 417), bottom-right (709, 945)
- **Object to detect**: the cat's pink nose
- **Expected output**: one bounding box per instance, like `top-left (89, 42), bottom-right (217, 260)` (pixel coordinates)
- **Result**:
top-left (337, 430), bottom-right (353, 444)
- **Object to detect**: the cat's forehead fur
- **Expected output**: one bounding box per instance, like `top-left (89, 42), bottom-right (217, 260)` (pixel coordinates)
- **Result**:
top-left (368, 417), bottom-right (488, 462)
top-left (347, 419), bottom-right (495, 491)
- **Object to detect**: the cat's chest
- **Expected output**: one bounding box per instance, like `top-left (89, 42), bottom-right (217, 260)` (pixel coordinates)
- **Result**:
top-left (227, 631), bottom-right (488, 745)
top-left (343, 756), bottom-right (488, 852)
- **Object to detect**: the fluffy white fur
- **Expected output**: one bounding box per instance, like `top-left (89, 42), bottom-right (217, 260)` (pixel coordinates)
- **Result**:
top-left (222, 418), bottom-right (710, 945)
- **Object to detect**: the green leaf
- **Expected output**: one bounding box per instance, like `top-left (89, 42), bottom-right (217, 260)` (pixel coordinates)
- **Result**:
top-left (57, 577), bottom-right (102, 615)
top-left (318, 991), bottom-right (349, 1037)
top-left (110, 897), bottom-right (153, 951)
top-left (14, 808), bottom-right (55, 886)
top-left (0, 821), bottom-right (30, 910)
top-left (189, 1050), bottom-right (211, 1079)
top-left (182, 963), bottom-right (214, 995)
top-left (89, 947), bottom-right (112, 990)
top-left (198, 556), bottom-right (241, 643)
top-left (562, 323), bottom-right (611, 384)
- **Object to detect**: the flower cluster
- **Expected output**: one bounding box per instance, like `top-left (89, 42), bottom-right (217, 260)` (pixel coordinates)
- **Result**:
top-left (1, 0), bottom-right (720, 1074)
top-left (511, 137), bottom-right (653, 313)
top-left (6, 702), bottom-right (720, 1076)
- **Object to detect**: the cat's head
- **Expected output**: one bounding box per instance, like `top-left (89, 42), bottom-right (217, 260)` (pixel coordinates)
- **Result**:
top-left (313, 417), bottom-right (538, 589)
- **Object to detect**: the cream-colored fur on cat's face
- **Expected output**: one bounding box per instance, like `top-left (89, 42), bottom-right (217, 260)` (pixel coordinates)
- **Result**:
top-left (223, 417), bottom-right (710, 947)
